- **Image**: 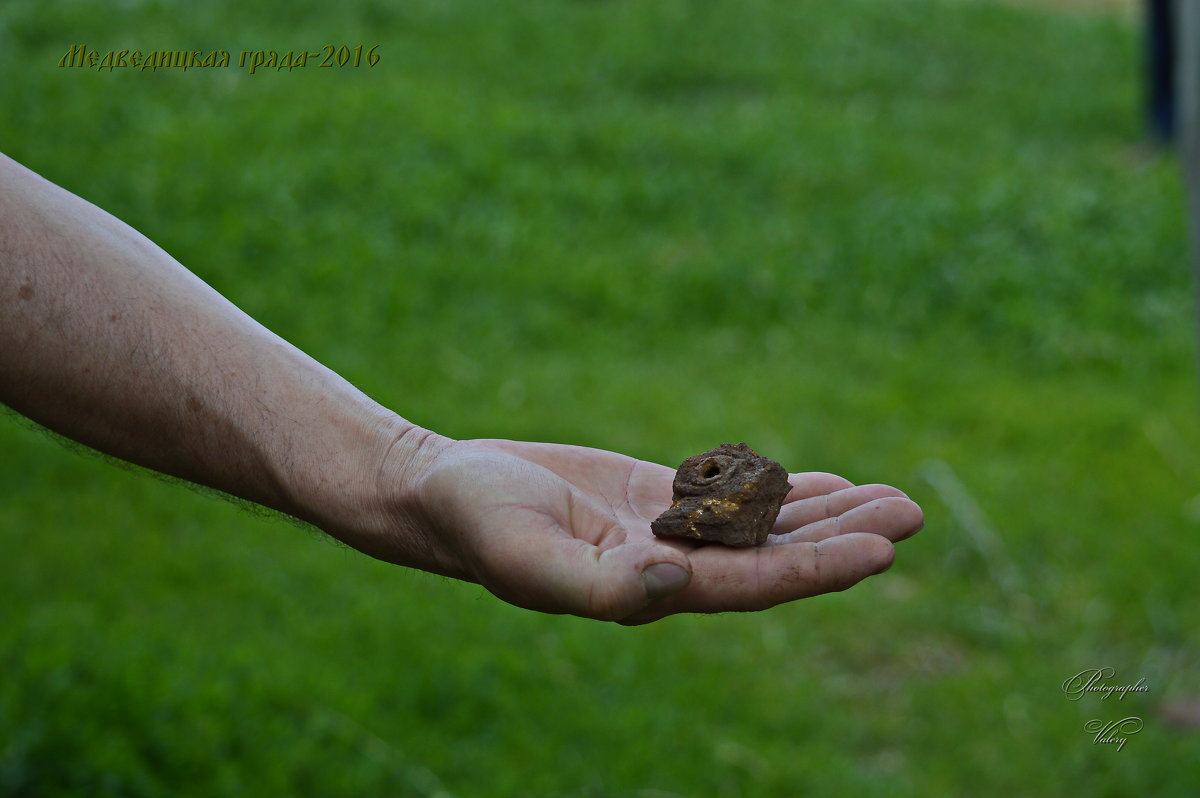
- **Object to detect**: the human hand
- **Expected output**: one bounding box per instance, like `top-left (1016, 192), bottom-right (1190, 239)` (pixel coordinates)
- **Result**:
top-left (0, 154), bottom-right (919, 625)
top-left (360, 435), bottom-right (923, 625)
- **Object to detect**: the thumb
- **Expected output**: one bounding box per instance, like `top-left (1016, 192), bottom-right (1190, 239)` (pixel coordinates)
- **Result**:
top-left (640, 560), bottom-right (693, 601)
top-left (592, 540), bottom-right (694, 621)
top-left (502, 537), bottom-right (693, 622)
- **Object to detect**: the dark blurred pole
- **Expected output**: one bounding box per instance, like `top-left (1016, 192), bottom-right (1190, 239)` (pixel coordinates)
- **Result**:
top-left (1180, 1), bottom-right (1200, 375)
top-left (1148, 0), bottom-right (1176, 141)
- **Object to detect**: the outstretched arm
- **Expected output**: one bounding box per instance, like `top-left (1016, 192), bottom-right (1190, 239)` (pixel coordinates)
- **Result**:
top-left (0, 153), bottom-right (922, 623)
top-left (0, 152), bottom-right (436, 565)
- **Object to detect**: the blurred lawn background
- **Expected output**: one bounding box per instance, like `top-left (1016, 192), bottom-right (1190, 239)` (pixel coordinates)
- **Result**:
top-left (2, 0), bottom-right (1199, 794)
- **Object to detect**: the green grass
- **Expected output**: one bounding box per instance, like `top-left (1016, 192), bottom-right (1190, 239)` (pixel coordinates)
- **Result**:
top-left (2, 0), bottom-right (1199, 795)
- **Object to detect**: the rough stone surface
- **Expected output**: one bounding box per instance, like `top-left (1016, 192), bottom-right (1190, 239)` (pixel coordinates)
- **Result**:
top-left (651, 443), bottom-right (792, 547)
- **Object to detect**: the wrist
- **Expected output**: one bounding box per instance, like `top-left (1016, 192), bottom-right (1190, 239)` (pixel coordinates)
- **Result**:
top-left (283, 399), bottom-right (452, 569)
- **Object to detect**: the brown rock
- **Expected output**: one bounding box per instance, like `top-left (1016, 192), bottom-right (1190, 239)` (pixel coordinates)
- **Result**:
top-left (651, 443), bottom-right (792, 547)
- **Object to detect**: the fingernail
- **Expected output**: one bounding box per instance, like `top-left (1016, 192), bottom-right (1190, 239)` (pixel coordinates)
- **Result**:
top-left (641, 563), bottom-right (690, 600)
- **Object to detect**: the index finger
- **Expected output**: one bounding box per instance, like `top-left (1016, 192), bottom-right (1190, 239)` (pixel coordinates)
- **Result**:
top-left (619, 532), bottom-right (895, 625)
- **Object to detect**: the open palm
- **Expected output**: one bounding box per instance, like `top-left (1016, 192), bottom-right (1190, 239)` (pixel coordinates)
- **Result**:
top-left (400, 438), bottom-right (923, 624)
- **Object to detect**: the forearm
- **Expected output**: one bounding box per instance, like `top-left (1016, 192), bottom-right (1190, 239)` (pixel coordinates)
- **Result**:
top-left (0, 153), bottom-right (436, 544)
